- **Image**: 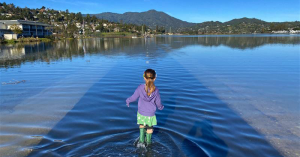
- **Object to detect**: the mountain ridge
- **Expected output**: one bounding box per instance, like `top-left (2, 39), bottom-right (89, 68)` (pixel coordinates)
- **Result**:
top-left (87, 10), bottom-right (196, 31)
top-left (86, 10), bottom-right (299, 33)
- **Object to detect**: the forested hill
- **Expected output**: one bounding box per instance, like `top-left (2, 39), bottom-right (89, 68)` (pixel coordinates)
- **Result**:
top-left (88, 10), bottom-right (300, 33)
top-left (88, 10), bottom-right (196, 32)
top-left (225, 17), bottom-right (268, 25)
top-left (188, 17), bottom-right (300, 34)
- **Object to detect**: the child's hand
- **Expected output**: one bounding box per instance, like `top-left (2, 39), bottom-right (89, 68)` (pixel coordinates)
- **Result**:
top-left (126, 104), bottom-right (129, 107)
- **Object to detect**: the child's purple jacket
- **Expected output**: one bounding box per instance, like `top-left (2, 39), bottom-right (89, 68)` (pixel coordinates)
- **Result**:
top-left (126, 84), bottom-right (164, 116)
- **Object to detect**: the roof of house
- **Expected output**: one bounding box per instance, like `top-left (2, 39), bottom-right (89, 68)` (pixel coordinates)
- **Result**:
top-left (0, 20), bottom-right (51, 27)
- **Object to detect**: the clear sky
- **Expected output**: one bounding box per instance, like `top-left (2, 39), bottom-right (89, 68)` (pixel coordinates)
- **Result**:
top-left (3, 0), bottom-right (300, 23)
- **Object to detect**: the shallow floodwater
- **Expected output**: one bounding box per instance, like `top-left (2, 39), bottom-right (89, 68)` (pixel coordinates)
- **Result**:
top-left (0, 35), bottom-right (299, 157)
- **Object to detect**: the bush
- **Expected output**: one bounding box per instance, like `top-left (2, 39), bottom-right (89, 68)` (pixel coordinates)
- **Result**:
top-left (40, 38), bottom-right (51, 42)
top-left (45, 35), bottom-right (55, 40)
top-left (4, 39), bottom-right (17, 44)
top-left (17, 37), bottom-right (38, 42)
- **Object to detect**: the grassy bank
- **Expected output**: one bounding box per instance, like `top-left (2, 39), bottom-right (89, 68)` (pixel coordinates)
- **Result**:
top-left (0, 37), bottom-right (53, 44)
top-left (93, 32), bottom-right (138, 37)
top-left (0, 32), bottom-right (139, 44)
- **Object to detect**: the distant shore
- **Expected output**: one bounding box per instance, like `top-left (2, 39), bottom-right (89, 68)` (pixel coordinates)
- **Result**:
top-left (1, 32), bottom-right (299, 45)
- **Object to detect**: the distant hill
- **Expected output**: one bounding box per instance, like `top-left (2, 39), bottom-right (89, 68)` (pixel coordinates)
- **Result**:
top-left (224, 17), bottom-right (268, 25)
top-left (188, 17), bottom-right (300, 34)
top-left (87, 9), bottom-right (300, 33)
top-left (88, 10), bottom-right (196, 31)
top-left (192, 18), bottom-right (268, 28)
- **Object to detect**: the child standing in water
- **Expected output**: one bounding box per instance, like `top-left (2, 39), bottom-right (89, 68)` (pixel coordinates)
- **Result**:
top-left (126, 69), bottom-right (164, 146)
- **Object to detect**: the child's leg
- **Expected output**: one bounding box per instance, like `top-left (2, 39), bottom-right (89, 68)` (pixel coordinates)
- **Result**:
top-left (139, 125), bottom-right (145, 143)
top-left (146, 127), bottom-right (153, 145)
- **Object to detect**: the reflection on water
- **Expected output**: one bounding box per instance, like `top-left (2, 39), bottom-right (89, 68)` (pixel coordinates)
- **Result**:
top-left (0, 34), bottom-right (299, 157)
top-left (1, 34), bottom-right (299, 68)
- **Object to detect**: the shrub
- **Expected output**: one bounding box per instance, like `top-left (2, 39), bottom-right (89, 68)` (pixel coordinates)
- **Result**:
top-left (4, 39), bottom-right (17, 44)
top-left (40, 38), bottom-right (51, 42)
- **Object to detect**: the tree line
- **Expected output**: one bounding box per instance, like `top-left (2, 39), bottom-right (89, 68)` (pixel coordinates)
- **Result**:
top-left (0, 2), bottom-right (157, 38)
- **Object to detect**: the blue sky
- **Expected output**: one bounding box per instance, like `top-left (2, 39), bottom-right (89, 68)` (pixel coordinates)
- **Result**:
top-left (3, 0), bottom-right (300, 23)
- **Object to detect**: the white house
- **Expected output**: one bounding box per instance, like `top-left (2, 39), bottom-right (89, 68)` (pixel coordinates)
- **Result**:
top-left (75, 22), bottom-right (81, 28)
top-left (0, 21), bottom-right (12, 39)
top-left (289, 30), bottom-right (300, 34)
top-left (0, 20), bottom-right (53, 39)
top-left (271, 30), bottom-right (289, 34)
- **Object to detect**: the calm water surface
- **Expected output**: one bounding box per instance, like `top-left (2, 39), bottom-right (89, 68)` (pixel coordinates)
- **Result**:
top-left (0, 35), bottom-right (299, 157)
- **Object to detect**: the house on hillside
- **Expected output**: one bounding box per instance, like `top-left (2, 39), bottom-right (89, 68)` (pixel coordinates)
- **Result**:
top-left (271, 30), bottom-right (289, 34)
top-left (290, 30), bottom-right (300, 34)
top-left (0, 13), bottom-right (13, 18)
top-left (75, 22), bottom-right (81, 28)
top-left (113, 27), bottom-right (120, 32)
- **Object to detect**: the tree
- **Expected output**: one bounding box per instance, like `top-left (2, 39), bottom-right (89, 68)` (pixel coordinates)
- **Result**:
top-left (67, 23), bottom-right (78, 38)
top-left (55, 13), bottom-right (63, 22)
top-left (142, 24), bottom-right (146, 34)
top-left (69, 13), bottom-right (75, 22)
top-left (85, 14), bottom-right (91, 23)
top-left (95, 24), bottom-right (104, 32)
top-left (270, 23), bottom-right (275, 31)
top-left (37, 12), bottom-right (45, 21)
top-left (76, 12), bottom-right (83, 22)
top-left (10, 24), bottom-right (22, 37)
top-left (2, 2), bottom-right (7, 7)
top-left (91, 15), bottom-right (97, 24)
top-left (159, 26), bottom-right (165, 33)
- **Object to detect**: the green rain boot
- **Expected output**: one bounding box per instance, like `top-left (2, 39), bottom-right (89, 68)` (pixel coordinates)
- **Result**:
top-left (139, 128), bottom-right (145, 143)
top-left (146, 133), bottom-right (152, 146)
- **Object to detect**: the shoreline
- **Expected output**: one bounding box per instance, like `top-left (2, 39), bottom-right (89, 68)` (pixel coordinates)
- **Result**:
top-left (0, 37), bottom-right (53, 44)
top-left (1, 33), bottom-right (299, 45)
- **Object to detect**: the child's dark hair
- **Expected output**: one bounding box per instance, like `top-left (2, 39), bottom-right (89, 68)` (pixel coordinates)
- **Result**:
top-left (144, 69), bottom-right (156, 79)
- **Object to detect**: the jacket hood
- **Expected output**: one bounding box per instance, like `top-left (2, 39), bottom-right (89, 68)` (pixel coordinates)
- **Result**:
top-left (140, 84), bottom-right (158, 102)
